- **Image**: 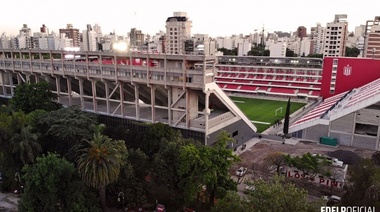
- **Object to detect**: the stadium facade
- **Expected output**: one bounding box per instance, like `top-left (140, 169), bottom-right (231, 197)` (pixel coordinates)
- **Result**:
top-left (0, 49), bottom-right (256, 145)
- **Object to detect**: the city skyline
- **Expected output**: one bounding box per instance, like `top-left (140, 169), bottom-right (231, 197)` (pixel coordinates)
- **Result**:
top-left (1, 0), bottom-right (379, 37)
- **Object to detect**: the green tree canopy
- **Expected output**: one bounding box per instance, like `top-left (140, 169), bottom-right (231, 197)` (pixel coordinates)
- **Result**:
top-left (342, 158), bottom-right (380, 207)
top-left (19, 153), bottom-right (99, 212)
top-left (36, 106), bottom-right (98, 161)
top-left (247, 44), bottom-right (270, 56)
top-left (9, 81), bottom-right (61, 113)
top-left (76, 124), bottom-right (128, 211)
top-left (286, 48), bottom-right (297, 57)
top-left (211, 191), bottom-right (252, 212)
top-left (247, 175), bottom-right (323, 212)
top-left (345, 47), bottom-right (361, 57)
top-left (178, 131), bottom-right (240, 206)
top-left (217, 48), bottom-right (238, 56)
top-left (284, 153), bottom-right (331, 178)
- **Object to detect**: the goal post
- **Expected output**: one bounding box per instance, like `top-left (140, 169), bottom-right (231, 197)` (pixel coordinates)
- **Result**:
top-left (275, 107), bottom-right (283, 116)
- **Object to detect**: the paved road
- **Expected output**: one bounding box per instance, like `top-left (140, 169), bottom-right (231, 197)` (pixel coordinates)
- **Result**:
top-left (0, 192), bottom-right (19, 212)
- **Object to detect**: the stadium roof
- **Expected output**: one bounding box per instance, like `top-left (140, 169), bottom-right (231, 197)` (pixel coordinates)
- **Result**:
top-left (289, 78), bottom-right (380, 133)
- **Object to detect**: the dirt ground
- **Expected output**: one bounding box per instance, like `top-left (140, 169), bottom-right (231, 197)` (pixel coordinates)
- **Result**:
top-left (231, 139), bottom-right (376, 199)
top-left (235, 139), bottom-right (375, 169)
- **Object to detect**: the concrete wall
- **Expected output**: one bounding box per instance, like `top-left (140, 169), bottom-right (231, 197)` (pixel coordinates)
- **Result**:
top-left (207, 119), bottom-right (255, 146)
top-left (331, 113), bottom-right (354, 133)
top-left (356, 108), bottom-right (380, 125)
top-left (330, 132), bottom-right (352, 146)
top-left (352, 135), bottom-right (377, 150)
top-left (304, 124), bottom-right (329, 141)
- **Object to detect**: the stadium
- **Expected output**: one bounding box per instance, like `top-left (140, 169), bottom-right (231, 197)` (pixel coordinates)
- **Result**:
top-left (215, 56), bottom-right (380, 150)
top-left (1, 50), bottom-right (380, 150)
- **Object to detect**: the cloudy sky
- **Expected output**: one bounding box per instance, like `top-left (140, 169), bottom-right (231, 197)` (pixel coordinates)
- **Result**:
top-left (1, 0), bottom-right (379, 37)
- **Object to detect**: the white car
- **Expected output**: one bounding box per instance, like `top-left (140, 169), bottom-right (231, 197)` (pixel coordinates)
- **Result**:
top-left (323, 195), bottom-right (341, 202)
top-left (245, 185), bottom-right (255, 191)
top-left (236, 167), bottom-right (247, 177)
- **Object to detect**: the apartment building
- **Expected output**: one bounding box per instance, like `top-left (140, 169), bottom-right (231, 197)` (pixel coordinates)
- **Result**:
top-left (363, 16), bottom-right (380, 59)
top-left (310, 23), bottom-right (325, 54)
top-left (59, 24), bottom-right (81, 47)
top-left (165, 12), bottom-right (192, 54)
top-left (323, 14), bottom-right (348, 57)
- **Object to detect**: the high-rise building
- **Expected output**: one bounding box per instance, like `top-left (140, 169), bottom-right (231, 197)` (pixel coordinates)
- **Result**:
top-left (310, 23), bottom-right (325, 54)
top-left (0, 33), bottom-right (11, 49)
top-left (296, 26), bottom-right (307, 39)
top-left (165, 12), bottom-right (192, 54)
top-left (59, 24), bottom-right (80, 47)
top-left (129, 28), bottom-right (145, 48)
top-left (19, 24), bottom-right (31, 37)
top-left (40, 24), bottom-right (49, 34)
top-left (82, 24), bottom-right (98, 51)
top-left (323, 14), bottom-right (348, 57)
top-left (363, 16), bottom-right (380, 59)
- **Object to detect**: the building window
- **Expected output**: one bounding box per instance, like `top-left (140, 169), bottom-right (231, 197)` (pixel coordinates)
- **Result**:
top-left (232, 130), bottom-right (238, 137)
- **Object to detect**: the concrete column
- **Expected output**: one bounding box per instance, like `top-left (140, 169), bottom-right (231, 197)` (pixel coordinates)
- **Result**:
top-left (55, 76), bottom-right (61, 103)
top-left (91, 80), bottom-right (97, 112)
top-left (0, 72), bottom-right (6, 96)
top-left (67, 77), bottom-right (72, 106)
top-left (351, 111), bottom-right (357, 147)
top-left (120, 82), bottom-right (125, 117)
top-left (167, 86), bottom-right (172, 125)
top-left (105, 82), bottom-right (110, 114)
top-left (151, 85), bottom-right (156, 122)
top-left (134, 84), bottom-right (140, 120)
top-left (78, 78), bottom-right (85, 110)
top-left (204, 92), bottom-right (210, 145)
top-left (8, 73), bottom-right (14, 96)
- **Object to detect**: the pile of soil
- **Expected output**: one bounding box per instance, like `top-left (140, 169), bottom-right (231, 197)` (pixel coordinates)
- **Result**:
top-left (327, 150), bottom-right (362, 165)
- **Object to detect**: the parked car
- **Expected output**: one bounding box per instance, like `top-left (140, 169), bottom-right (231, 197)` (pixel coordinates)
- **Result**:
top-left (323, 195), bottom-right (341, 203)
top-left (245, 185), bottom-right (255, 191)
top-left (236, 167), bottom-right (247, 177)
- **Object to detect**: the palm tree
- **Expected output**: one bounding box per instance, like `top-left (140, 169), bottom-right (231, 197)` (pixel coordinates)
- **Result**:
top-left (11, 125), bottom-right (41, 165)
top-left (76, 124), bottom-right (127, 212)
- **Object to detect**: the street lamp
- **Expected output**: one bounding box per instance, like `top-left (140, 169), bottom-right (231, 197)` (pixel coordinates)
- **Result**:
top-left (118, 191), bottom-right (125, 210)
top-left (14, 172), bottom-right (21, 194)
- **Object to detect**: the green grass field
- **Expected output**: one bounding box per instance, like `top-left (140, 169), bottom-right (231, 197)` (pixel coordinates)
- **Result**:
top-left (230, 96), bottom-right (306, 133)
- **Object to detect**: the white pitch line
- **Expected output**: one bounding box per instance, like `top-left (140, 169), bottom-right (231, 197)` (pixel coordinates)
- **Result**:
top-left (233, 100), bottom-right (245, 103)
top-left (251, 120), bottom-right (271, 125)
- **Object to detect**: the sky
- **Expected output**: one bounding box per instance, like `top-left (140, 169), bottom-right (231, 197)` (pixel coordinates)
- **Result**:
top-left (1, 0), bottom-right (380, 37)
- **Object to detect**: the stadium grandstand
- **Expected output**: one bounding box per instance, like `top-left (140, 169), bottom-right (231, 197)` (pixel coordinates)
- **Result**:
top-left (215, 56), bottom-right (323, 99)
top-left (214, 55), bottom-right (380, 150)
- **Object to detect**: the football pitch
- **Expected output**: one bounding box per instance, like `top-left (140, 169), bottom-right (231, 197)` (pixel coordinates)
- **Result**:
top-left (230, 96), bottom-right (306, 133)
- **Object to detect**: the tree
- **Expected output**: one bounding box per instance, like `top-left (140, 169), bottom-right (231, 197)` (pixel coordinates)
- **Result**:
top-left (264, 152), bottom-right (286, 174)
top-left (284, 153), bottom-right (331, 178)
top-left (178, 131), bottom-right (240, 206)
top-left (306, 53), bottom-right (323, 58)
top-left (341, 158), bottom-right (380, 207)
top-left (345, 47), bottom-right (361, 57)
top-left (286, 48), bottom-right (297, 57)
top-left (217, 48), bottom-right (238, 56)
top-left (141, 122), bottom-right (182, 158)
top-left (246, 175), bottom-right (324, 212)
top-left (247, 44), bottom-right (270, 56)
top-left (76, 124), bottom-right (128, 212)
top-left (19, 153), bottom-right (99, 212)
top-left (9, 81), bottom-right (61, 113)
top-left (10, 125), bottom-right (41, 165)
top-left (283, 98), bottom-right (291, 136)
top-left (36, 106), bottom-right (98, 161)
top-left (211, 191), bottom-right (252, 212)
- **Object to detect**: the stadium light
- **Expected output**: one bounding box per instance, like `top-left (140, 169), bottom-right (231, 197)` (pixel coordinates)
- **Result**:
top-left (113, 42), bottom-right (128, 52)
